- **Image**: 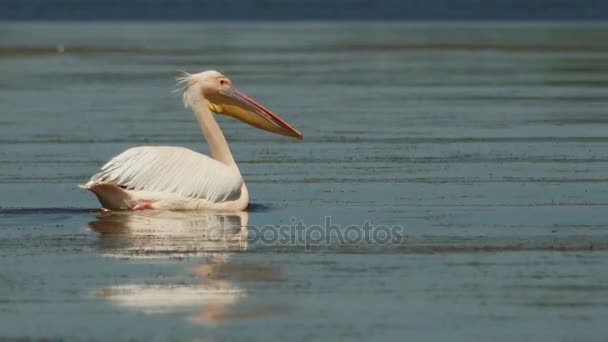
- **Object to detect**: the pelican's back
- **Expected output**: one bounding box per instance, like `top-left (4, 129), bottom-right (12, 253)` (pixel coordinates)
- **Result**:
top-left (83, 146), bottom-right (244, 209)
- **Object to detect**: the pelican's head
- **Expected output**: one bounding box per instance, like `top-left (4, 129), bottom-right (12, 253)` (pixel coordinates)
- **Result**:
top-left (179, 70), bottom-right (303, 139)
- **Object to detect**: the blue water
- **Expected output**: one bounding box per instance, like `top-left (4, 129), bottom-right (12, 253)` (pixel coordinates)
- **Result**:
top-left (1, 0), bottom-right (607, 20)
top-left (1, 22), bottom-right (608, 341)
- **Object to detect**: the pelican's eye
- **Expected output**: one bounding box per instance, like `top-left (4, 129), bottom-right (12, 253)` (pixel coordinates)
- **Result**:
top-left (220, 79), bottom-right (226, 85)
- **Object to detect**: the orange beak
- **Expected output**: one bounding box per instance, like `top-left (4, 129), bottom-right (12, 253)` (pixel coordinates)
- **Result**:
top-left (206, 87), bottom-right (303, 139)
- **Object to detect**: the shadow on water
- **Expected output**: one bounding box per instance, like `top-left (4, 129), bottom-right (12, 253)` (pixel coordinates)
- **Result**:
top-left (0, 208), bottom-right (99, 215)
top-left (87, 210), bottom-right (290, 326)
top-left (0, 203), bottom-right (272, 215)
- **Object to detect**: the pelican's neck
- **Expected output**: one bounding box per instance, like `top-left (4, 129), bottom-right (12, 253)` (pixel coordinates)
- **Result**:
top-left (191, 99), bottom-right (239, 170)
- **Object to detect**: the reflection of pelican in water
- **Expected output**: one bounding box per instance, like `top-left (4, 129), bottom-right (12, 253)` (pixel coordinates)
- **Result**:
top-left (89, 210), bottom-right (248, 257)
top-left (88, 211), bottom-right (287, 325)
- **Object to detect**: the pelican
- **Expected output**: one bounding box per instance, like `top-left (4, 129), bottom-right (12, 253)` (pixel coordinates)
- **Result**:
top-left (81, 70), bottom-right (302, 211)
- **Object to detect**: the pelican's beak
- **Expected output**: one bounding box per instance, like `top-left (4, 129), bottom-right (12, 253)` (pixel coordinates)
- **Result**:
top-left (206, 87), bottom-right (303, 139)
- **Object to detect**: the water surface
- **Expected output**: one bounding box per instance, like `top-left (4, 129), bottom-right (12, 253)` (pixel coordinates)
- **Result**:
top-left (1, 22), bottom-right (608, 341)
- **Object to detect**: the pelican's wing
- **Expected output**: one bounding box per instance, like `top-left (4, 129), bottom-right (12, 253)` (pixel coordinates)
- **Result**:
top-left (86, 146), bottom-right (243, 202)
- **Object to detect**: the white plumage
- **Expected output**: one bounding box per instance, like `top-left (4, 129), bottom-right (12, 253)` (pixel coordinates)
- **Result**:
top-left (86, 146), bottom-right (243, 203)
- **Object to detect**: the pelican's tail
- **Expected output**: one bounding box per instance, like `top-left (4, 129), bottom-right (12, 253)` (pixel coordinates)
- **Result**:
top-left (80, 183), bottom-right (135, 210)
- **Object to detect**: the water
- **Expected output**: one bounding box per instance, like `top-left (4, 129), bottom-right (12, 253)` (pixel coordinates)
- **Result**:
top-left (1, 22), bottom-right (608, 340)
top-left (2, 0), bottom-right (607, 20)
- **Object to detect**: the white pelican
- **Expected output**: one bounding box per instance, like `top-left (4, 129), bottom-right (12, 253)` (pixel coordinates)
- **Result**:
top-left (81, 70), bottom-right (302, 211)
